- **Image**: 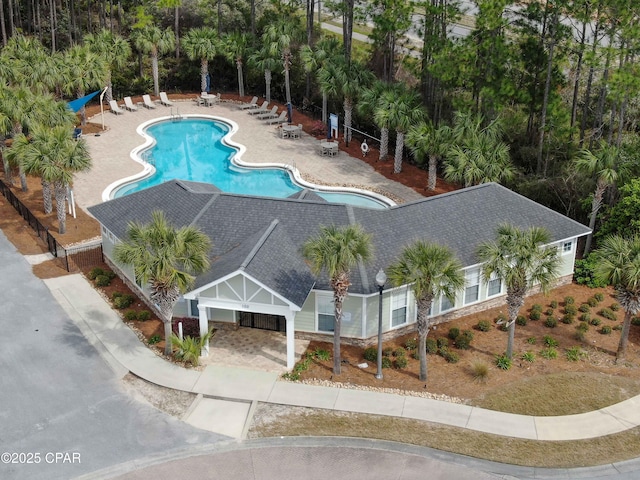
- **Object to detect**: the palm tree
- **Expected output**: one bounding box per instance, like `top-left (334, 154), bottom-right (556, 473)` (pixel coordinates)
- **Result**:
top-left (387, 241), bottom-right (464, 382)
top-left (319, 58), bottom-right (374, 144)
top-left (183, 27), bottom-right (219, 94)
top-left (375, 88), bottom-right (424, 173)
top-left (0, 85), bottom-right (34, 190)
top-left (477, 224), bottom-right (561, 359)
top-left (1, 35), bottom-right (56, 93)
top-left (114, 211), bottom-right (212, 356)
top-left (406, 121), bottom-right (451, 191)
top-left (302, 224), bottom-right (373, 375)
top-left (358, 81), bottom-right (394, 162)
top-left (263, 20), bottom-right (302, 106)
top-left (592, 235), bottom-right (640, 363)
top-left (134, 26), bottom-right (176, 96)
top-left (574, 142), bottom-right (626, 255)
top-left (63, 44), bottom-right (109, 125)
top-left (300, 36), bottom-right (341, 123)
top-left (248, 45), bottom-right (280, 104)
top-left (84, 29), bottom-right (131, 103)
top-left (223, 32), bottom-right (249, 98)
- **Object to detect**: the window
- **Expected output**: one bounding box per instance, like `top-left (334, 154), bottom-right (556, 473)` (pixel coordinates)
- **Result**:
top-left (441, 295), bottom-right (455, 312)
top-left (464, 269), bottom-right (480, 304)
top-left (317, 295), bottom-right (335, 332)
top-left (391, 288), bottom-right (408, 327)
top-left (189, 299), bottom-right (199, 317)
top-left (487, 277), bottom-right (502, 297)
top-left (562, 241), bottom-right (573, 254)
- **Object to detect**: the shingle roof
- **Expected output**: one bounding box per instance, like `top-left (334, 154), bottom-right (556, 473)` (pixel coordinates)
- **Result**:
top-left (89, 180), bottom-right (591, 305)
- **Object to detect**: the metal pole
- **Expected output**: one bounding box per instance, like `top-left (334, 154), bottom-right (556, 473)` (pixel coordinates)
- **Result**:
top-left (376, 284), bottom-right (383, 379)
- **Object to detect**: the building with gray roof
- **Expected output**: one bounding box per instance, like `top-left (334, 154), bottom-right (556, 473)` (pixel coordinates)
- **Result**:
top-left (89, 180), bottom-right (591, 369)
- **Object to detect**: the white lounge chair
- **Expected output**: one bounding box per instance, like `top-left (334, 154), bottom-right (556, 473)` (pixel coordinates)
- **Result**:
top-left (256, 106), bottom-right (278, 120)
top-left (239, 96), bottom-right (259, 110)
top-left (109, 100), bottom-right (125, 115)
top-left (248, 101), bottom-right (269, 115)
top-left (142, 94), bottom-right (157, 109)
top-left (266, 111), bottom-right (288, 125)
top-left (159, 91), bottom-right (174, 106)
top-left (123, 96), bottom-right (138, 112)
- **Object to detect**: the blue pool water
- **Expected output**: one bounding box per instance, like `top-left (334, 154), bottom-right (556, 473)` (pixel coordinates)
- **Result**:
top-left (114, 118), bottom-right (388, 209)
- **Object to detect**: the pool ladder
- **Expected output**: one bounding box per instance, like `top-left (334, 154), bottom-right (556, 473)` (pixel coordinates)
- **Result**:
top-left (170, 108), bottom-right (183, 122)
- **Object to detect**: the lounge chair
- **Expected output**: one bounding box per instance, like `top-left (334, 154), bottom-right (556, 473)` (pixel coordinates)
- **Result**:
top-left (108, 100), bottom-right (125, 115)
top-left (266, 111), bottom-right (288, 125)
top-left (159, 91), bottom-right (174, 106)
top-left (123, 96), bottom-right (138, 112)
top-left (239, 96), bottom-right (259, 110)
top-left (142, 94), bottom-right (157, 109)
top-left (247, 101), bottom-right (269, 115)
top-left (256, 106), bottom-right (278, 120)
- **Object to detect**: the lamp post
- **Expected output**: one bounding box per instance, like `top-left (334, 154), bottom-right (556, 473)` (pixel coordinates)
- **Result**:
top-left (375, 268), bottom-right (387, 380)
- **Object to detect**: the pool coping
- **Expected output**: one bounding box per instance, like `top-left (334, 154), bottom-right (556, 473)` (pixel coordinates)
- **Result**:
top-left (102, 114), bottom-right (396, 208)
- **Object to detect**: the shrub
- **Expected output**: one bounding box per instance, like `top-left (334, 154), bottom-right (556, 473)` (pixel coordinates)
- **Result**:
top-left (598, 308), bottom-right (617, 321)
top-left (383, 347), bottom-right (393, 357)
top-left (632, 317), bottom-right (640, 326)
top-left (313, 349), bottom-right (331, 361)
top-left (425, 338), bottom-right (438, 354)
top-left (381, 357), bottom-right (392, 368)
top-left (587, 297), bottom-right (598, 307)
top-left (550, 300), bottom-right (558, 309)
top-left (543, 335), bottom-right (559, 347)
top-left (531, 304), bottom-right (543, 312)
top-left (495, 354), bottom-right (512, 370)
top-left (526, 337), bottom-right (537, 345)
top-left (561, 314), bottom-right (574, 325)
top-left (575, 329), bottom-right (586, 342)
top-left (564, 296), bottom-right (575, 305)
top-left (590, 317), bottom-right (602, 326)
top-left (475, 320), bottom-right (491, 332)
top-left (600, 325), bottom-right (612, 335)
top-left (594, 292), bottom-right (605, 302)
top-left (448, 327), bottom-right (460, 340)
top-left (471, 361), bottom-right (489, 382)
top-left (574, 256), bottom-right (608, 288)
top-left (576, 322), bottom-right (589, 333)
top-left (529, 310), bottom-right (541, 321)
top-left (393, 347), bottom-right (406, 357)
top-left (613, 324), bottom-right (623, 331)
top-left (148, 335), bottom-right (161, 345)
top-left (545, 308), bottom-right (555, 316)
top-left (411, 351), bottom-right (419, 360)
top-left (611, 303), bottom-right (620, 311)
top-left (580, 313), bottom-right (591, 323)
top-left (579, 304), bottom-right (590, 313)
top-left (564, 304), bottom-right (578, 316)
top-left (516, 315), bottom-right (527, 326)
top-left (540, 347), bottom-right (558, 359)
top-left (113, 294), bottom-right (135, 309)
top-left (363, 347), bottom-right (377, 362)
top-left (404, 338), bottom-right (417, 350)
top-left (88, 267), bottom-right (104, 280)
top-left (566, 346), bottom-right (585, 362)
top-left (436, 337), bottom-right (449, 349)
top-left (440, 348), bottom-right (459, 364)
top-left (454, 330), bottom-right (474, 350)
top-left (138, 310), bottom-right (151, 321)
top-left (545, 315), bottom-right (558, 328)
top-left (521, 351), bottom-right (535, 363)
top-left (394, 356), bottom-right (408, 369)
top-left (95, 274), bottom-right (112, 287)
top-left (496, 312), bottom-right (508, 323)
top-left (124, 310), bottom-right (138, 321)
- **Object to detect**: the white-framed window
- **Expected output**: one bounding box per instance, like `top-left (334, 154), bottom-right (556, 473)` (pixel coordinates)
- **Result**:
top-left (188, 299), bottom-right (199, 317)
top-left (464, 268), bottom-right (480, 305)
top-left (487, 276), bottom-right (502, 297)
top-left (562, 240), bottom-right (573, 254)
top-left (391, 287), bottom-right (408, 327)
top-left (441, 295), bottom-right (455, 312)
top-left (317, 295), bottom-right (335, 332)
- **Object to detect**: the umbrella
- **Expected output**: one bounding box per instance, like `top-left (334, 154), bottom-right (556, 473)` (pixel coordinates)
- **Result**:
top-left (287, 103), bottom-right (293, 124)
top-left (205, 73), bottom-right (211, 93)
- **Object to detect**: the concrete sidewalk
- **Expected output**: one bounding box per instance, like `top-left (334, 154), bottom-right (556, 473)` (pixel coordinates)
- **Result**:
top-left (44, 273), bottom-right (640, 443)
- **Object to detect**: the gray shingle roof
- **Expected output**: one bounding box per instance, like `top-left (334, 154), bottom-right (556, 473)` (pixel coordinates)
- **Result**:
top-left (89, 180), bottom-right (591, 305)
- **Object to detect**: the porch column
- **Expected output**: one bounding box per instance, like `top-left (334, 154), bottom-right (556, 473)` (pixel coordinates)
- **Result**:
top-left (198, 303), bottom-right (209, 357)
top-left (285, 311), bottom-right (295, 369)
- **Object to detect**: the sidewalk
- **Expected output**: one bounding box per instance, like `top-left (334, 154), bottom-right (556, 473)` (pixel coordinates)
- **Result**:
top-left (44, 273), bottom-right (640, 442)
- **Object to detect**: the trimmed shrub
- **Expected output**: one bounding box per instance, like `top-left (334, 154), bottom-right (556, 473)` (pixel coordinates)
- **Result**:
top-left (580, 313), bottom-right (591, 323)
top-left (576, 322), bottom-right (589, 333)
top-left (545, 308), bottom-right (555, 316)
top-left (495, 313), bottom-right (508, 325)
top-left (148, 335), bottom-right (161, 345)
top-left (426, 338), bottom-right (438, 354)
top-left (393, 347), bottom-right (406, 357)
top-left (381, 357), bottom-right (392, 369)
top-left (564, 296), bottom-right (575, 305)
top-left (383, 347), bottom-right (393, 357)
top-left (543, 335), bottom-right (559, 347)
top-left (436, 337), bottom-right (449, 349)
top-left (529, 310), bottom-right (541, 321)
top-left (579, 304), bottom-right (590, 313)
top-left (113, 294), bottom-right (135, 309)
top-left (540, 347), bottom-right (558, 359)
top-left (531, 304), bottom-right (543, 312)
top-left (566, 346), bottom-right (585, 362)
top-left (448, 327), bottom-right (460, 340)
top-left (137, 310), bottom-right (151, 321)
top-left (611, 303), bottom-right (620, 311)
top-left (454, 330), bottom-right (474, 350)
top-left (600, 325), bottom-right (612, 335)
top-left (521, 351), bottom-right (535, 363)
top-left (587, 297), bottom-right (598, 307)
top-left (614, 324), bottom-right (623, 331)
top-left (564, 305), bottom-right (578, 316)
top-left (594, 292), bottom-right (605, 302)
top-left (363, 347), bottom-right (377, 362)
top-left (598, 308), bottom-right (617, 321)
top-left (561, 314), bottom-right (574, 325)
top-left (495, 354), bottom-right (512, 370)
top-left (88, 267), bottom-right (104, 280)
top-left (404, 338), bottom-right (418, 350)
top-left (475, 320), bottom-right (491, 332)
top-left (394, 356), bottom-right (408, 369)
top-left (516, 315), bottom-right (527, 326)
top-left (590, 317), bottom-right (602, 326)
top-left (95, 275), bottom-right (112, 287)
top-left (526, 337), bottom-right (537, 345)
top-left (545, 315), bottom-right (558, 328)
top-left (124, 310), bottom-right (138, 321)
top-left (440, 348), bottom-right (459, 364)
top-left (550, 300), bottom-right (558, 309)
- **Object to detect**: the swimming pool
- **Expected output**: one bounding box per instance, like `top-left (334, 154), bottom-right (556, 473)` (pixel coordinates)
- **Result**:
top-left (109, 116), bottom-right (393, 209)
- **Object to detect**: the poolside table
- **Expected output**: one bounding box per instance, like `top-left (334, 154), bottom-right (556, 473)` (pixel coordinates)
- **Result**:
top-left (282, 124), bottom-right (300, 139)
top-left (320, 141), bottom-right (339, 156)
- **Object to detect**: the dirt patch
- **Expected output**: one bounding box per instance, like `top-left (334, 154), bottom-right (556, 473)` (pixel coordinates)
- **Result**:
top-left (121, 373), bottom-right (196, 418)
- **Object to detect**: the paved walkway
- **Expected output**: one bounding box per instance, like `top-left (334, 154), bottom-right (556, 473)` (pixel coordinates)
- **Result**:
top-left (74, 98), bottom-right (424, 209)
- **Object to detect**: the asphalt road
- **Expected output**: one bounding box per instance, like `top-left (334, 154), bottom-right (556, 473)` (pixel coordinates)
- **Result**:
top-left (0, 229), bottom-right (226, 480)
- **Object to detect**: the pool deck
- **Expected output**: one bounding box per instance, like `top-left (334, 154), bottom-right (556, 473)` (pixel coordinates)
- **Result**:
top-left (74, 99), bottom-right (424, 210)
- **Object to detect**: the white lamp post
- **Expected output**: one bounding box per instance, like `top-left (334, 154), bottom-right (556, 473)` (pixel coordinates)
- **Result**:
top-left (98, 86), bottom-right (108, 134)
top-left (375, 268), bottom-right (387, 380)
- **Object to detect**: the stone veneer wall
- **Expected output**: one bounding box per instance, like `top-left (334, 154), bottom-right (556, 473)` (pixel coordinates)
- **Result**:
top-left (295, 274), bottom-right (574, 348)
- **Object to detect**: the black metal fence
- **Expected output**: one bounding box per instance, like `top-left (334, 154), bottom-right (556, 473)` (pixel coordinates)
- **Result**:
top-left (0, 178), bottom-right (103, 272)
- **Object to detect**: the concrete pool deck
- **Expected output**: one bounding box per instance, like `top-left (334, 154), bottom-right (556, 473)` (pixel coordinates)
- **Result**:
top-left (74, 98), bottom-right (425, 210)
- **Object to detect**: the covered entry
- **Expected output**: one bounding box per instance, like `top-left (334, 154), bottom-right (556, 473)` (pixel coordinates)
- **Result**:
top-left (238, 312), bottom-right (286, 332)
